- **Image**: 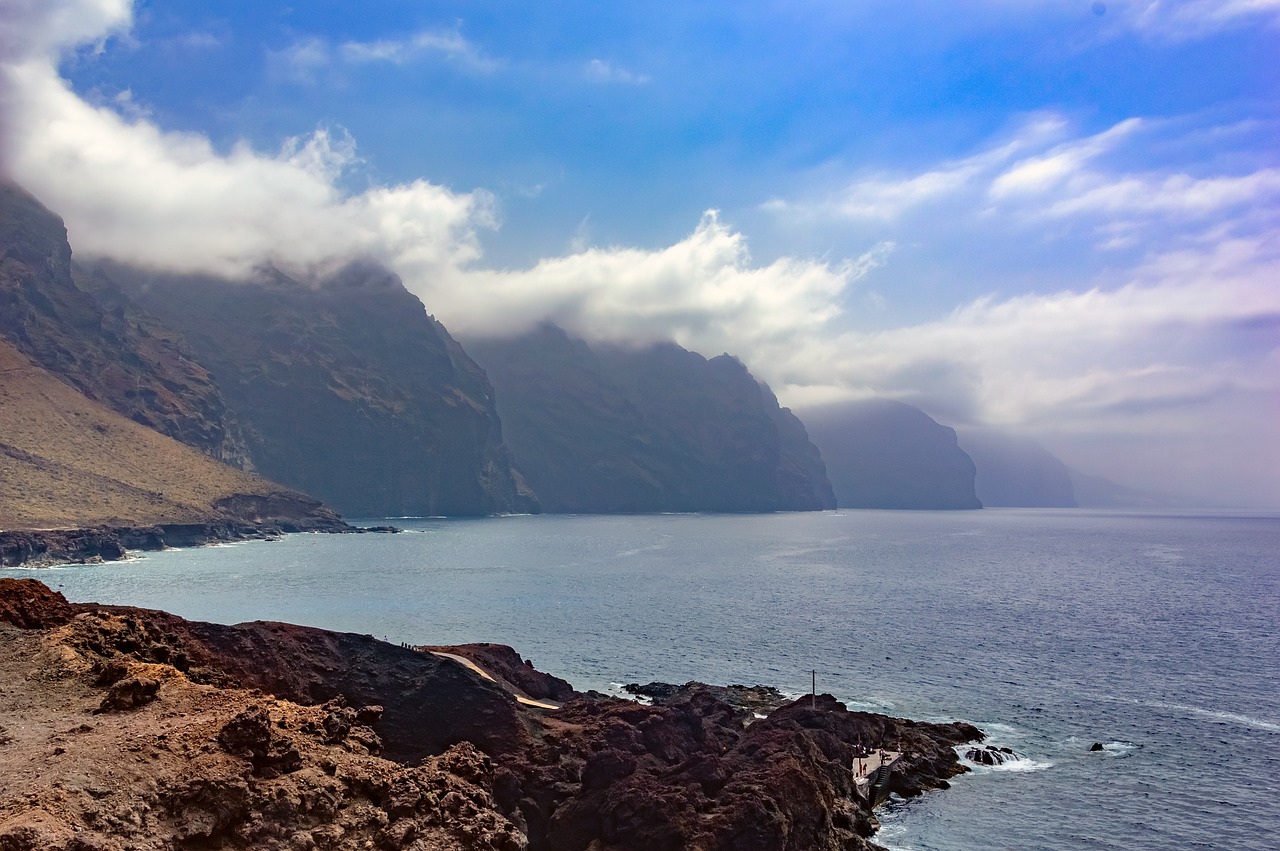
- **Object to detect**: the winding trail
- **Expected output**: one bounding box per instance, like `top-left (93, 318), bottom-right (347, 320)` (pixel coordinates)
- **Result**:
top-left (428, 650), bottom-right (562, 710)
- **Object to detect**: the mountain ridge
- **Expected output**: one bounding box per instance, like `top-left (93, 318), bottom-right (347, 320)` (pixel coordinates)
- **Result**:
top-left (467, 324), bottom-right (835, 513)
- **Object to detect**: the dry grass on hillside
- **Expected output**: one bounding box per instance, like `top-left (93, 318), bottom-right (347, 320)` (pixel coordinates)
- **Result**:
top-left (0, 340), bottom-right (295, 530)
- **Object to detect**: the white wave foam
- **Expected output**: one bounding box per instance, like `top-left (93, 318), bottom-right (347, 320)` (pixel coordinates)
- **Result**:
top-left (1096, 694), bottom-right (1280, 733)
top-left (605, 683), bottom-right (651, 704)
top-left (1101, 741), bottom-right (1135, 753)
top-left (985, 757), bottom-right (1054, 773)
top-left (956, 747), bottom-right (1054, 774)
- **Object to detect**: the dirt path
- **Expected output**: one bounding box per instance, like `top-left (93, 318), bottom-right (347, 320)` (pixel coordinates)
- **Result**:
top-left (429, 651), bottom-right (562, 710)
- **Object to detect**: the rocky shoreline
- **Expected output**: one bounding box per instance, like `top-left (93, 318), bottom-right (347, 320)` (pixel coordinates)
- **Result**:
top-left (0, 519), bottom-right (400, 568)
top-left (0, 578), bottom-right (983, 850)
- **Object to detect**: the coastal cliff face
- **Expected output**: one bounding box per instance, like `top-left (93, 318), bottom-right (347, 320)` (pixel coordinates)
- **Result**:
top-left (800, 399), bottom-right (982, 510)
top-left (105, 261), bottom-right (537, 518)
top-left (0, 181), bottom-right (250, 467)
top-left (0, 338), bottom-right (346, 548)
top-left (0, 579), bottom-right (981, 851)
top-left (466, 324), bottom-right (836, 513)
top-left (958, 429), bottom-right (1077, 508)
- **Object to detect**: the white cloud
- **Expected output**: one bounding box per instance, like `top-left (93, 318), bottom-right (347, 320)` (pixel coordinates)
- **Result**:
top-left (1046, 169), bottom-right (1280, 218)
top-left (443, 214), bottom-right (888, 354)
top-left (268, 36), bottom-right (331, 84)
top-left (584, 59), bottom-right (650, 85)
top-left (2, 13), bottom-right (490, 280)
top-left (1125, 0), bottom-right (1280, 39)
top-left (0, 0), bottom-right (131, 64)
top-left (769, 113), bottom-right (1279, 257)
top-left (339, 29), bottom-right (498, 73)
top-left (788, 234), bottom-right (1280, 426)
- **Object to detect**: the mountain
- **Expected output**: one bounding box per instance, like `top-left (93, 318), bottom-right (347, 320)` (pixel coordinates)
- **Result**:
top-left (0, 338), bottom-right (340, 533)
top-left (0, 181), bottom-right (250, 466)
top-left (798, 399), bottom-right (982, 509)
top-left (1067, 467), bottom-right (1190, 508)
top-left (957, 430), bottom-right (1077, 508)
top-left (104, 260), bottom-right (536, 518)
top-left (466, 324), bottom-right (836, 513)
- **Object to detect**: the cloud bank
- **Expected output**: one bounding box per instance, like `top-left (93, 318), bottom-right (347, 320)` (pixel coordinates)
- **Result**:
top-left (3, 0), bottom-right (1278, 505)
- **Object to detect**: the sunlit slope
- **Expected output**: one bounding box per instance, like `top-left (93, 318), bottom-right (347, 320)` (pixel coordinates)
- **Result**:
top-left (0, 340), bottom-right (334, 530)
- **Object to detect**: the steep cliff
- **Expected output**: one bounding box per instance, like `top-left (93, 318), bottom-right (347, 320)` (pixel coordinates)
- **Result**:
top-left (799, 399), bottom-right (982, 510)
top-left (958, 430), bottom-right (1077, 507)
top-left (0, 338), bottom-right (344, 539)
top-left (466, 325), bottom-right (835, 513)
top-left (107, 260), bottom-right (536, 518)
top-left (0, 181), bottom-right (250, 466)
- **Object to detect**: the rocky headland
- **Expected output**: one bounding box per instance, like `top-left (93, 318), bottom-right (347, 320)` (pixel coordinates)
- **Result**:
top-left (466, 324), bottom-right (835, 514)
top-left (799, 399), bottom-right (982, 510)
top-left (1, 578), bottom-right (982, 851)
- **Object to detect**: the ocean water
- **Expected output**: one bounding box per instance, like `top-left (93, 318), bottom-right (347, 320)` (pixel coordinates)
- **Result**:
top-left (5, 509), bottom-right (1278, 849)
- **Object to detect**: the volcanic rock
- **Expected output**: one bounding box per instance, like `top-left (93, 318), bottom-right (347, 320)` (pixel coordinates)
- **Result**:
top-left (0, 579), bottom-right (983, 851)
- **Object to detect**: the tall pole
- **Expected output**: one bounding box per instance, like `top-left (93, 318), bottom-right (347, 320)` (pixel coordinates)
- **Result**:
top-left (812, 669), bottom-right (816, 708)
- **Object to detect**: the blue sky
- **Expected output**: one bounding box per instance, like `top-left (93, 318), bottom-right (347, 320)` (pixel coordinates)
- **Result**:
top-left (2, 0), bottom-right (1278, 504)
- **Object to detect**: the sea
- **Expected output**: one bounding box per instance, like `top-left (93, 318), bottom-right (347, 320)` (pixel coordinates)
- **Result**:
top-left (4, 509), bottom-right (1277, 850)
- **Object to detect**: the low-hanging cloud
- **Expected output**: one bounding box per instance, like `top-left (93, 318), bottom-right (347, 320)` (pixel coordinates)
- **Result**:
top-left (2, 2), bottom-right (492, 281)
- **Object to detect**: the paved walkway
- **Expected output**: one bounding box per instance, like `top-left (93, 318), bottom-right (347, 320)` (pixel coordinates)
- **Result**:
top-left (429, 651), bottom-right (562, 710)
top-left (852, 749), bottom-right (901, 801)
top-left (852, 749), bottom-right (901, 779)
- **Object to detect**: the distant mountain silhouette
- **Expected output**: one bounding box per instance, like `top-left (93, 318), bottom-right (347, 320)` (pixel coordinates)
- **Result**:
top-left (957, 430), bottom-right (1077, 507)
top-left (798, 399), bottom-right (982, 510)
top-left (1067, 467), bottom-right (1191, 508)
top-left (466, 324), bottom-right (835, 513)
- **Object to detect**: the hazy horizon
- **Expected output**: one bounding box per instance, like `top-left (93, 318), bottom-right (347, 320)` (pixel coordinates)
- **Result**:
top-left (2, 1), bottom-right (1277, 507)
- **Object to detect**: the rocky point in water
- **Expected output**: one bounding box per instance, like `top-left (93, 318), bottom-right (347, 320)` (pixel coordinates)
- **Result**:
top-left (1, 578), bottom-right (982, 851)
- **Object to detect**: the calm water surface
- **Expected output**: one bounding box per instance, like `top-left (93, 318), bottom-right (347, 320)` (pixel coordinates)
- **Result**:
top-left (6, 509), bottom-right (1277, 849)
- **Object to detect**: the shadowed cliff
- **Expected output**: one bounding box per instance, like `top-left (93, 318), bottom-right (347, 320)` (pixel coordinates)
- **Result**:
top-left (958, 430), bottom-right (1077, 508)
top-left (102, 260), bottom-right (537, 518)
top-left (467, 325), bottom-right (835, 513)
top-left (799, 399), bottom-right (982, 510)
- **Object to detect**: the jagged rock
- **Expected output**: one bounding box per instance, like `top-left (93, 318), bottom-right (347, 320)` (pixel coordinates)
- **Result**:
top-left (0, 578), bottom-right (76, 628)
top-left (624, 681), bottom-right (792, 720)
top-left (1, 580), bottom-right (980, 851)
top-left (217, 705), bottom-right (303, 777)
top-left (965, 744), bottom-right (1021, 765)
top-left (97, 675), bottom-right (160, 712)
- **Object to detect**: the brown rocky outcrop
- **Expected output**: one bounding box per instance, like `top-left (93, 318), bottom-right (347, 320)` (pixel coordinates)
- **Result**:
top-left (0, 579), bottom-right (981, 851)
top-left (423, 643), bottom-right (577, 704)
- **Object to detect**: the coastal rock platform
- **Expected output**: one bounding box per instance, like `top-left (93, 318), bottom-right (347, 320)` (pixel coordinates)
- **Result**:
top-left (0, 578), bottom-right (982, 850)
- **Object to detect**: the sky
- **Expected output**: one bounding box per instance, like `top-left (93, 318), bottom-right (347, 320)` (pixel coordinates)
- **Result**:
top-left (1, 0), bottom-right (1278, 506)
